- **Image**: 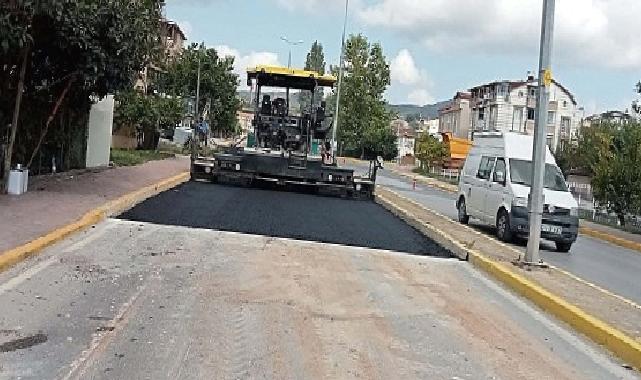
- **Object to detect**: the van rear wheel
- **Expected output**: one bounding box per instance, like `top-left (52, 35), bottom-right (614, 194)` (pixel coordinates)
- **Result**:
top-left (457, 198), bottom-right (469, 224)
top-left (496, 210), bottom-right (513, 243)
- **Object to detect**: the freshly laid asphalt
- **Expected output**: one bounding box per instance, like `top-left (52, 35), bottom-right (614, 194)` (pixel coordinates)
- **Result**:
top-left (348, 161), bottom-right (641, 306)
top-left (118, 181), bottom-right (451, 257)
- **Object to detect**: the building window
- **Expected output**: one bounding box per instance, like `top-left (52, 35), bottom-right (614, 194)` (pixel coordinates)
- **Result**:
top-left (546, 136), bottom-right (553, 148)
top-left (530, 88), bottom-right (536, 96)
top-left (527, 108), bottom-right (535, 120)
top-left (547, 111), bottom-right (556, 125)
top-left (563, 100), bottom-right (568, 108)
top-left (478, 108), bottom-right (484, 120)
top-left (518, 91), bottom-right (524, 97)
top-left (560, 116), bottom-right (571, 137)
top-left (512, 107), bottom-right (524, 132)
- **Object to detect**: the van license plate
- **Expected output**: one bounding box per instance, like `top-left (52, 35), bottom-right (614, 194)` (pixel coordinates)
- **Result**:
top-left (542, 224), bottom-right (562, 235)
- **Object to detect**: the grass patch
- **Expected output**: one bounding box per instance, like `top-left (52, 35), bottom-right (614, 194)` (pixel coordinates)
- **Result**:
top-left (110, 149), bottom-right (174, 167)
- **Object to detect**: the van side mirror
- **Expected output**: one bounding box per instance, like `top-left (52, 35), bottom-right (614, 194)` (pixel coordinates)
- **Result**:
top-left (494, 171), bottom-right (505, 184)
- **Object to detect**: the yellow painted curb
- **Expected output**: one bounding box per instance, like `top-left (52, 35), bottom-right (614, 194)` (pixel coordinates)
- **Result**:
top-left (0, 171), bottom-right (190, 274)
top-left (375, 189), bottom-right (641, 371)
top-left (580, 226), bottom-right (641, 255)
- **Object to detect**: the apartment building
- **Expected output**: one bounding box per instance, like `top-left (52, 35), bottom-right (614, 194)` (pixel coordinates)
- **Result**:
top-left (469, 74), bottom-right (580, 150)
top-left (438, 92), bottom-right (472, 140)
top-left (135, 18), bottom-right (186, 94)
top-left (391, 119), bottom-right (416, 165)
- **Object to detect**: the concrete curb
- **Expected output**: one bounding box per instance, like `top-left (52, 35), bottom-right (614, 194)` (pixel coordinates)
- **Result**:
top-left (375, 189), bottom-right (641, 371)
top-left (580, 226), bottom-right (641, 255)
top-left (0, 172), bottom-right (190, 274)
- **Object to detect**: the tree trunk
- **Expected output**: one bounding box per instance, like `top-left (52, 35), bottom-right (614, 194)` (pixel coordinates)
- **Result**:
top-left (3, 45), bottom-right (29, 193)
top-left (27, 75), bottom-right (76, 168)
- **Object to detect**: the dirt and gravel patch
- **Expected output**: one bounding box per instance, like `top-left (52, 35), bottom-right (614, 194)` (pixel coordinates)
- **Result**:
top-left (376, 186), bottom-right (641, 343)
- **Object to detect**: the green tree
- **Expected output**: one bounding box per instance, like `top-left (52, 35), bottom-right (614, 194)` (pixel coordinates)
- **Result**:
top-left (157, 44), bottom-right (240, 137)
top-left (415, 133), bottom-right (447, 171)
top-left (299, 41), bottom-right (326, 114)
top-left (1, 0), bottom-right (163, 189)
top-left (113, 90), bottom-right (184, 149)
top-left (334, 34), bottom-right (394, 159)
top-left (589, 123), bottom-right (641, 225)
top-left (554, 140), bottom-right (577, 176)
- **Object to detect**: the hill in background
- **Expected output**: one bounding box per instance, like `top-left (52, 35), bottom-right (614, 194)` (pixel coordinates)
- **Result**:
top-left (386, 101), bottom-right (449, 120)
top-left (238, 89), bottom-right (448, 120)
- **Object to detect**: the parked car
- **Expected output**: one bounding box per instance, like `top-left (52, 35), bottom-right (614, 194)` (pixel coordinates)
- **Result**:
top-left (456, 132), bottom-right (578, 252)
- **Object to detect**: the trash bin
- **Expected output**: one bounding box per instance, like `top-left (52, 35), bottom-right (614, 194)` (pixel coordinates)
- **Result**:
top-left (7, 164), bottom-right (28, 195)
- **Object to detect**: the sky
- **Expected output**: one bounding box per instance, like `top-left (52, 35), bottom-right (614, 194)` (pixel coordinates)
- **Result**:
top-left (166, 0), bottom-right (641, 114)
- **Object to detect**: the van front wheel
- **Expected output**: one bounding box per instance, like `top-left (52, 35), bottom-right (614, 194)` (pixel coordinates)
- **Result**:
top-left (496, 210), bottom-right (513, 243)
top-left (555, 241), bottom-right (572, 253)
top-left (457, 198), bottom-right (469, 224)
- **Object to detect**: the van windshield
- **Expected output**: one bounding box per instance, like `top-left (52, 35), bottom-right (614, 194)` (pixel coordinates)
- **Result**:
top-left (509, 159), bottom-right (568, 192)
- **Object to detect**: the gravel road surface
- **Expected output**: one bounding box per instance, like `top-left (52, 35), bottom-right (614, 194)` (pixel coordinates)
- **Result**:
top-left (0, 218), bottom-right (635, 380)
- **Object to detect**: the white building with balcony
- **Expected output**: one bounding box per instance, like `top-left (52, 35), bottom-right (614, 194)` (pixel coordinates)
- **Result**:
top-left (391, 119), bottom-right (416, 165)
top-left (469, 74), bottom-right (580, 150)
top-left (439, 92), bottom-right (472, 140)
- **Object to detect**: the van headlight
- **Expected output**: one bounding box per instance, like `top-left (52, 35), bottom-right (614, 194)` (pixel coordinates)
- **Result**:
top-left (570, 207), bottom-right (579, 217)
top-left (512, 197), bottom-right (528, 208)
top-left (204, 166), bottom-right (212, 174)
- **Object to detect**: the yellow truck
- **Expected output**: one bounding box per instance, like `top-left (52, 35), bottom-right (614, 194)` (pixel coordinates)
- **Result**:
top-left (441, 132), bottom-right (472, 170)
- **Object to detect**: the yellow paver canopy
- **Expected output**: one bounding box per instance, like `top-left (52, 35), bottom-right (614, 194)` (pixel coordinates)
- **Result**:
top-left (247, 65), bottom-right (336, 90)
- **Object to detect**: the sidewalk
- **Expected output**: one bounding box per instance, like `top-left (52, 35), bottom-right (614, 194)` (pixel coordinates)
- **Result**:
top-left (580, 220), bottom-right (641, 244)
top-left (0, 156), bottom-right (189, 253)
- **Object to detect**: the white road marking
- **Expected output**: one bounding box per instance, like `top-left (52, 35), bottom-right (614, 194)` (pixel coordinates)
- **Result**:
top-left (0, 256), bottom-right (57, 295)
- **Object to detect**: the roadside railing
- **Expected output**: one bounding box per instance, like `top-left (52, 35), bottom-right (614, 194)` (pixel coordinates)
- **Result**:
top-left (578, 208), bottom-right (641, 234)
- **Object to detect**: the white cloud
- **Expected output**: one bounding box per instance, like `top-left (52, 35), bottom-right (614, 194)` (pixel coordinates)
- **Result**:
top-left (389, 49), bottom-right (434, 105)
top-left (390, 49), bottom-right (426, 86)
top-left (215, 45), bottom-right (281, 79)
top-left (358, 0), bottom-right (641, 69)
top-left (407, 89), bottom-right (434, 106)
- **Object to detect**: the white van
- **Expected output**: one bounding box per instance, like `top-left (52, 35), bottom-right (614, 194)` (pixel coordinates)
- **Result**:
top-left (456, 132), bottom-right (578, 252)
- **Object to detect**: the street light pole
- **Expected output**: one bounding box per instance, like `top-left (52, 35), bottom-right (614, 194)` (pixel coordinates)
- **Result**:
top-left (195, 46), bottom-right (202, 124)
top-left (331, 0), bottom-right (349, 164)
top-left (280, 36), bottom-right (304, 114)
top-left (524, 0), bottom-right (556, 265)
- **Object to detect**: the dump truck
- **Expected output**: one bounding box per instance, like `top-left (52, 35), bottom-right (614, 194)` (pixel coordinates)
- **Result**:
top-left (191, 65), bottom-right (381, 198)
top-left (441, 132), bottom-right (472, 170)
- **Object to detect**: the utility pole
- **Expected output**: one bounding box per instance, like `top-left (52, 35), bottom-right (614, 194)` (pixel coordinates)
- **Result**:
top-left (524, 0), bottom-right (556, 265)
top-left (331, 0), bottom-right (349, 164)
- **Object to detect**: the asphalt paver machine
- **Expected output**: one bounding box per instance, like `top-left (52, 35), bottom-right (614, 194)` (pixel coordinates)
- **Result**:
top-left (191, 65), bottom-right (381, 198)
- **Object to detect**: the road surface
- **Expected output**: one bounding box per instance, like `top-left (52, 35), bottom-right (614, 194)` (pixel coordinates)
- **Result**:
top-left (350, 161), bottom-right (641, 306)
top-left (0, 182), bottom-right (636, 379)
